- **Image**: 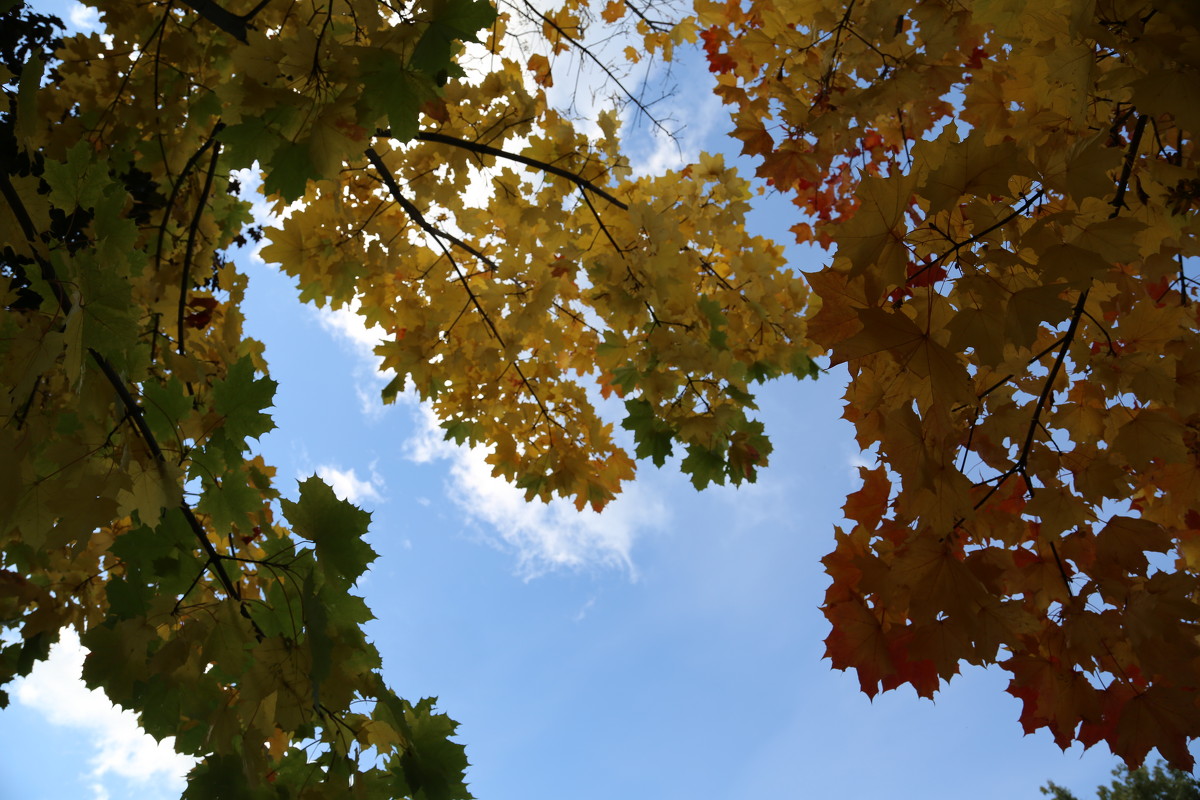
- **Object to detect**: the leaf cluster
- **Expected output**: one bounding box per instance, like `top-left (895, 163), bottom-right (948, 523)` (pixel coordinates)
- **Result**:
top-left (692, 0), bottom-right (1200, 769)
top-left (0, 0), bottom-right (817, 795)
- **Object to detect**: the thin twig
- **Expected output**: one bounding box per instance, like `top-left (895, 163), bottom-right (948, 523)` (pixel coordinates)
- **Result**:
top-left (177, 139), bottom-right (222, 354)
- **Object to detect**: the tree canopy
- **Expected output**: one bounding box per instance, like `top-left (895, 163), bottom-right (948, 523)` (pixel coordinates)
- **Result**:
top-left (1, 0), bottom-right (1198, 795)
top-left (1043, 761), bottom-right (1200, 800)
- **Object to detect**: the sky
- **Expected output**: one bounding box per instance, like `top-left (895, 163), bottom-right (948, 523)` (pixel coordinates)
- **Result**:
top-left (0, 2), bottom-right (1165, 799)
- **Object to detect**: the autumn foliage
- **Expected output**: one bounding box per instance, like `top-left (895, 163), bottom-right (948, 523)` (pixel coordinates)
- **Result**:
top-left (0, 0), bottom-right (807, 795)
top-left (1, 0), bottom-right (1198, 793)
top-left (695, 0), bottom-right (1200, 769)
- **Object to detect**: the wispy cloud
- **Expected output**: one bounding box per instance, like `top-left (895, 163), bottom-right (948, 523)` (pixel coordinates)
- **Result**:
top-left (316, 463), bottom-right (384, 505)
top-left (621, 80), bottom-right (725, 177)
top-left (67, 3), bottom-right (100, 32)
top-left (13, 630), bottom-right (194, 799)
top-left (307, 302), bottom-right (403, 419)
top-left (406, 403), bottom-right (665, 578)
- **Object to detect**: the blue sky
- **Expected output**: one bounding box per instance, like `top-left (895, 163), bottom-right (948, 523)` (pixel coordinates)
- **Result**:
top-left (0, 2), bottom-right (1155, 798)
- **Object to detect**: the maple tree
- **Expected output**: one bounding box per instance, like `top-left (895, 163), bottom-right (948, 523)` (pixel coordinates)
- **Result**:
top-left (2, 0), bottom-right (1199, 794)
top-left (693, 0), bottom-right (1200, 770)
top-left (0, 0), bottom-right (810, 796)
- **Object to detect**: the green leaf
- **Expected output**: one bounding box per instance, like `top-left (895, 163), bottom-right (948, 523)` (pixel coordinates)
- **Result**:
top-left (109, 517), bottom-right (192, 588)
top-left (610, 363), bottom-right (641, 394)
top-left (378, 692), bottom-right (473, 800)
top-left (212, 355), bottom-right (277, 444)
top-left (442, 417), bottom-right (476, 445)
top-left (301, 568), bottom-right (332, 708)
top-left (42, 140), bottom-right (111, 211)
top-left (621, 398), bottom-right (675, 467)
top-left (410, 0), bottom-right (497, 76)
top-left (401, 697), bottom-right (473, 800)
top-left (680, 443), bottom-right (727, 490)
top-left (788, 350), bottom-right (820, 379)
top-left (105, 577), bottom-right (151, 618)
top-left (182, 755), bottom-right (255, 800)
top-left (14, 52), bottom-right (42, 148)
top-left (196, 468), bottom-right (263, 532)
top-left (360, 49), bottom-right (430, 141)
top-left (281, 476), bottom-right (376, 590)
top-left (264, 138), bottom-right (316, 201)
top-left (697, 295), bottom-right (728, 350)
top-left (69, 247), bottom-right (143, 372)
top-left (218, 118), bottom-right (282, 170)
top-left (746, 360), bottom-right (779, 383)
top-left (15, 630), bottom-right (51, 677)
top-left (81, 618), bottom-right (155, 702)
top-left (142, 377), bottom-right (194, 446)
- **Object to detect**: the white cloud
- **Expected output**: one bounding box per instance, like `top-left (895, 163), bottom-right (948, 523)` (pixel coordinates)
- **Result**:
top-left (573, 596), bottom-right (597, 622)
top-left (310, 302), bottom-right (400, 418)
top-left (315, 302), bottom-right (387, 357)
top-left (848, 448), bottom-right (875, 473)
top-left (13, 629), bottom-right (194, 798)
top-left (405, 401), bottom-right (666, 579)
top-left (631, 92), bottom-right (724, 176)
top-left (316, 463), bottom-right (384, 505)
top-left (67, 3), bottom-right (100, 31)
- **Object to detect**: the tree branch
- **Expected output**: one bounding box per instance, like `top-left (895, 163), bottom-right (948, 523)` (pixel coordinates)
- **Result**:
top-left (510, 0), bottom-right (674, 140)
top-left (913, 190), bottom-right (1044, 287)
top-left (179, 0), bottom-right (249, 42)
top-left (364, 147), bottom-right (564, 436)
top-left (972, 114), bottom-right (1149, 503)
top-left (365, 148), bottom-right (502, 273)
top-left (414, 130), bottom-right (629, 210)
top-left (1, 165), bottom-right (259, 632)
top-left (154, 121), bottom-right (225, 291)
top-left (0, 172), bottom-right (72, 314)
top-left (177, 138), bottom-right (222, 354)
